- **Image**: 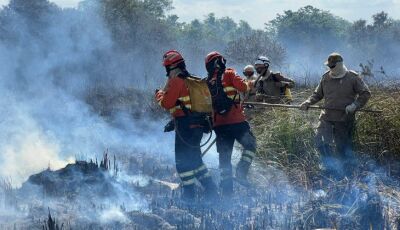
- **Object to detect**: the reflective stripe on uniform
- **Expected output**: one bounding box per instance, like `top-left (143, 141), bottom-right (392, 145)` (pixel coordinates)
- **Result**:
top-left (224, 86), bottom-right (240, 101)
top-left (179, 169), bottom-right (196, 178)
top-left (241, 155), bottom-right (253, 163)
top-left (169, 104), bottom-right (192, 114)
top-left (194, 164), bottom-right (207, 174)
top-left (178, 96), bottom-right (190, 102)
top-left (223, 86), bottom-right (236, 93)
top-left (197, 171), bottom-right (211, 180)
top-left (242, 150), bottom-right (255, 159)
top-left (181, 178), bottom-right (196, 186)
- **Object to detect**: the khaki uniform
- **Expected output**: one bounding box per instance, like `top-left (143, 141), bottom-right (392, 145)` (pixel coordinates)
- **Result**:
top-left (306, 70), bottom-right (371, 176)
top-left (256, 71), bottom-right (294, 104)
top-left (243, 75), bottom-right (258, 102)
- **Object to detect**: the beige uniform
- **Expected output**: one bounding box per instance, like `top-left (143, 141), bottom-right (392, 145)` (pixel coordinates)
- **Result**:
top-left (306, 70), bottom-right (371, 176)
top-left (243, 74), bottom-right (258, 102)
top-left (307, 70), bottom-right (371, 121)
top-left (256, 71), bottom-right (295, 104)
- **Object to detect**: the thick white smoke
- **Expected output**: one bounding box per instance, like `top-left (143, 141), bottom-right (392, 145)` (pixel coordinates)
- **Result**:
top-left (0, 2), bottom-right (173, 187)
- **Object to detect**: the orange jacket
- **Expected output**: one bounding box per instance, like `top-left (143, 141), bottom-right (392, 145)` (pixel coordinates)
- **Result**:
top-left (212, 68), bottom-right (252, 127)
top-left (155, 76), bottom-right (191, 118)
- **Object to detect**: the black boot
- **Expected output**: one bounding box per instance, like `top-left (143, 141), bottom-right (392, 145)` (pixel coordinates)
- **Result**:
top-left (220, 166), bottom-right (233, 197)
top-left (181, 184), bottom-right (195, 201)
top-left (220, 177), bottom-right (233, 197)
top-left (236, 160), bottom-right (251, 183)
top-left (199, 176), bottom-right (219, 202)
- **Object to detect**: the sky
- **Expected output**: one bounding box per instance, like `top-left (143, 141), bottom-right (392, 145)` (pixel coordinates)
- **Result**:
top-left (0, 0), bottom-right (399, 28)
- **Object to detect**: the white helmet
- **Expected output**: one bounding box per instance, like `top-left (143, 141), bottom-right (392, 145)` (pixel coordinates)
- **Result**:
top-left (254, 56), bottom-right (270, 67)
top-left (243, 65), bottom-right (255, 73)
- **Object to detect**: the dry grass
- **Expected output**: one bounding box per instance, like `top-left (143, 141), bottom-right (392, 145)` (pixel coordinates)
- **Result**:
top-left (251, 85), bottom-right (400, 184)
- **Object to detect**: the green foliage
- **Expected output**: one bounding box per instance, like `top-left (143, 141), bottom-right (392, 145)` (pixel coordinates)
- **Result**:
top-left (347, 11), bottom-right (400, 65)
top-left (93, 0), bottom-right (174, 50)
top-left (268, 5), bottom-right (350, 49)
top-left (7, 0), bottom-right (59, 18)
top-left (225, 30), bottom-right (286, 67)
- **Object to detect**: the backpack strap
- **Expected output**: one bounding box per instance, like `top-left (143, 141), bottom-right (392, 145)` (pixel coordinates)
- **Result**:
top-left (177, 100), bottom-right (190, 116)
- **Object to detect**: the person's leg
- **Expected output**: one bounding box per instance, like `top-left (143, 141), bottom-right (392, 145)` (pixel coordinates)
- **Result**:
top-left (175, 117), bottom-right (201, 200)
top-left (315, 120), bottom-right (340, 177)
top-left (175, 129), bottom-right (196, 200)
top-left (333, 120), bottom-right (356, 176)
top-left (234, 122), bottom-right (257, 182)
top-left (215, 125), bottom-right (235, 196)
top-left (189, 128), bottom-right (218, 200)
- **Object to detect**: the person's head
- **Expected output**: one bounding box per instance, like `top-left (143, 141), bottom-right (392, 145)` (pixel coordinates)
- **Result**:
top-left (162, 50), bottom-right (187, 78)
top-left (243, 65), bottom-right (255, 78)
top-left (254, 56), bottom-right (270, 75)
top-left (205, 51), bottom-right (226, 76)
top-left (325, 52), bottom-right (343, 69)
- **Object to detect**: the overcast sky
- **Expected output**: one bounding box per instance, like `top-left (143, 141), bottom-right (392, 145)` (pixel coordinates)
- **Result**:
top-left (0, 0), bottom-right (399, 28)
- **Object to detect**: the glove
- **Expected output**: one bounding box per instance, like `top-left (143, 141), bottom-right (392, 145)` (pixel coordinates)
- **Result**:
top-left (299, 101), bottom-right (310, 111)
top-left (345, 103), bottom-right (358, 114)
top-left (282, 81), bottom-right (294, 88)
top-left (255, 94), bottom-right (264, 102)
top-left (164, 119), bottom-right (175, 132)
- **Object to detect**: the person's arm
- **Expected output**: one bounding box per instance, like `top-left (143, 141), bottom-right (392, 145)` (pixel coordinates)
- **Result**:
top-left (155, 77), bottom-right (183, 109)
top-left (274, 73), bottom-right (295, 88)
top-left (226, 69), bottom-right (252, 93)
top-left (307, 78), bottom-right (324, 105)
top-left (353, 75), bottom-right (371, 108)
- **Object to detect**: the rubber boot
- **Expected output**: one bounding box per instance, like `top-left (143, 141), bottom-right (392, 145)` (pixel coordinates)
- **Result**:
top-left (235, 160), bottom-right (251, 184)
top-left (220, 178), bottom-right (233, 197)
top-left (181, 184), bottom-right (195, 201)
top-left (199, 176), bottom-right (219, 202)
top-left (220, 168), bottom-right (233, 197)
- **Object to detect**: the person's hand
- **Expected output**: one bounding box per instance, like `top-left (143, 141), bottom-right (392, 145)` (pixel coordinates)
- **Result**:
top-left (248, 80), bottom-right (256, 89)
top-left (155, 90), bottom-right (164, 102)
top-left (283, 81), bottom-right (294, 88)
top-left (299, 101), bottom-right (310, 111)
top-left (345, 103), bottom-right (358, 114)
top-left (255, 94), bottom-right (264, 102)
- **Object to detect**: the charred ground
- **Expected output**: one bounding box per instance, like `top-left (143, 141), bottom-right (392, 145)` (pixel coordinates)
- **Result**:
top-left (1, 83), bottom-right (400, 229)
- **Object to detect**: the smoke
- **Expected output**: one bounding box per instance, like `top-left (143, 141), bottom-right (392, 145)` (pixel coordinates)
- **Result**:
top-left (0, 1), bottom-right (172, 188)
top-left (99, 206), bottom-right (129, 224)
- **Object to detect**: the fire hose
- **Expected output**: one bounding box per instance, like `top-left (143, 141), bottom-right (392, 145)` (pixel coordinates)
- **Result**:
top-left (243, 102), bottom-right (383, 113)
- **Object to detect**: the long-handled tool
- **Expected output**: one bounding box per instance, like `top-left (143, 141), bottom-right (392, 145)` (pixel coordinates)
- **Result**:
top-left (153, 138), bottom-right (217, 190)
top-left (243, 102), bottom-right (383, 113)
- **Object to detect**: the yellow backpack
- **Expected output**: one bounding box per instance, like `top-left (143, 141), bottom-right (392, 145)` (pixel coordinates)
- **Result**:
top-left (184, 76), bottom-right (213, 114)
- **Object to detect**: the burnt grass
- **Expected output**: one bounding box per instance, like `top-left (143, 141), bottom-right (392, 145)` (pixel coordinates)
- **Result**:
top-left (1, 86), bottom-right (400, 229)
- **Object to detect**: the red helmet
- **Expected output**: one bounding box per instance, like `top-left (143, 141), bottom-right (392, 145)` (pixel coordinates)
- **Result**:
top-left (163, 50), bottom-right (184, 67)
top-left (205, 51), bottom-right (223, 67)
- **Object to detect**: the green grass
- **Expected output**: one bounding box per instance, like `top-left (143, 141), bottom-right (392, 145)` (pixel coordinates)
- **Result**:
top-left (250, 86), bottom-right (400, 186)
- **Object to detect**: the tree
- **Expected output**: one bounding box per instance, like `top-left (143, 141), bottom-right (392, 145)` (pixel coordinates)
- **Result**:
top-left (267, 5), bottom-right (350, 55)
top-left (225, 31), bottom-right (286, 68)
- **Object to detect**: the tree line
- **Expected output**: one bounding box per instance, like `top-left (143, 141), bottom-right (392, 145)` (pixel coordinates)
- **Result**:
top-left (1, 0), bottom-right (399, 88)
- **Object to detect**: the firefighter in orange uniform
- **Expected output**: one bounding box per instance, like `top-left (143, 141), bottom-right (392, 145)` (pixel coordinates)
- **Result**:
top-left (155, 50), bottom-right (218, 201)
top-left (205, 51), bottom-right (257, 196)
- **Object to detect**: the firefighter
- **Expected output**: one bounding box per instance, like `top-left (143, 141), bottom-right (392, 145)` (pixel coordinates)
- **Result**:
top-left (242, 65), bottom-right (257, 102)
top-left (155, 50), bottom-right (218, 200)
top-left (254, 56), bottom-right (294, 104)
top-left (205, 51), bottom-right (257, 196)
top-left (300, 53), bottom-right (371, 178)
